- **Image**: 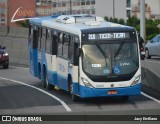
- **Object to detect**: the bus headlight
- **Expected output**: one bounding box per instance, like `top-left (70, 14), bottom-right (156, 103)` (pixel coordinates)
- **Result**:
top-left (81, 77), bottom-right (93, 88)
top-left (131, 75), bottom-right (141, 86)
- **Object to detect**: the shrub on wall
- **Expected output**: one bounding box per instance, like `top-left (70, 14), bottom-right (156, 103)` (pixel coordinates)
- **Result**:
top-left (104, 16), bottom-right (160, 40)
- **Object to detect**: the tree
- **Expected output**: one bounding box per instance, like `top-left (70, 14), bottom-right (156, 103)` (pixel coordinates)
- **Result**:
top-left (16, 20), bottom-right (29, 27)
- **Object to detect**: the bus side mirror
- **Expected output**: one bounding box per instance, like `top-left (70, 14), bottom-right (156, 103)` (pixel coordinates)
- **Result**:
top-left (76, 48), bottom-right (82, 58)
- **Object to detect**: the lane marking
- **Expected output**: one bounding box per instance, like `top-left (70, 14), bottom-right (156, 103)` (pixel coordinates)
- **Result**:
top-left (10, 65), bottom-right (28, 70)
top-left (146, 60), bottom-right (160, 64)
top-left (141, 92), bottom-right (160, 104)
top-left (0, 76), bottom-right (72, 112)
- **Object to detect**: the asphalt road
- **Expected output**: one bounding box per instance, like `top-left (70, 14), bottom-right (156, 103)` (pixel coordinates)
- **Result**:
top-left (0, 65), bottom-right (160, 115)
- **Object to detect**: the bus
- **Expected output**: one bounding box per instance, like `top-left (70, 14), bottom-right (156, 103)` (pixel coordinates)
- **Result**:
top-left (28, 14), bottom-right (141, 102)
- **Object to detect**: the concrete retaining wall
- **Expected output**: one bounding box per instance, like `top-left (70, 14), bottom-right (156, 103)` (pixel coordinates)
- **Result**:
top-left (0, 36), bottom-right (28, 66)
top-left (0, 26), bottom-right (29, 66)
top-left (141, 60), bottom-right (160, 93)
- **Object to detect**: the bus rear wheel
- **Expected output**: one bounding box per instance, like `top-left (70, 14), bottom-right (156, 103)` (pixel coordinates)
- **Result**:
top-left (45, 72), bottom-right (54, 90)
top-left (45, 75), bottom-right (54, 90)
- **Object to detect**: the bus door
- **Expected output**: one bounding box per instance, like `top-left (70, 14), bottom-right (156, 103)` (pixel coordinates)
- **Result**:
top-left (28, 25), bottom-right (38, 77)
top-left (45, 30), bottom-right (58, 85)
top-left (56, 33), bottom-right (70, 91)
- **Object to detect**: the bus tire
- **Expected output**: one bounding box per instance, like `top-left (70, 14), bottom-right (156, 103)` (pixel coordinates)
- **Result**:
top-left (38, 63), bottom-right (41, 79)
top-left (68, 76), bottom-right (80, 102)
top-left (42, 66), bottom-right (46, 88)
top-left (121, 96), bottom-right (129, 101)
top-left (45, 70), bottom-right (54, 90)
top-left (72, 94), bottom-right (80, 102)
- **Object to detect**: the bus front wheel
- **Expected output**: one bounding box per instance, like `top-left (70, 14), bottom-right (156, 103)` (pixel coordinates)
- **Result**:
top-left (72, 94), bottom-right (80, 102)
top-left (69, 77), bottom-right (80, 102)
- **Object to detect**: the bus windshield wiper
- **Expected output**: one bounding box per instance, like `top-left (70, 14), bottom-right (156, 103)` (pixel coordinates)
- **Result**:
top-left (96, 43), bottom-right (108, 67)
top-left (114, 42), bottom-right (124, 58)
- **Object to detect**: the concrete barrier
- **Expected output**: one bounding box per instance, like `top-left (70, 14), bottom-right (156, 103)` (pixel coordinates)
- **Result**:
top-left (15, 27), bottom-right (29, 38)
top-left (141, 60), bottom-right (160, 93)
top-left (7, 27), bottom-right (18, 37)
top-left (0, 26), bottom-right (8, 36)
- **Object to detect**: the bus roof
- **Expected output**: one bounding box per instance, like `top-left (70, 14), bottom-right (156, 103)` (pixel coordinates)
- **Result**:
top-left (29, 14), bottom-right (135, 35)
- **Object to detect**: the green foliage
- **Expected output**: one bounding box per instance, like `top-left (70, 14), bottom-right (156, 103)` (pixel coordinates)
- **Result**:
top-left (126, 16), bottom-right (140, 27)
top-left (109, 17), bottom-right (113, 22)
top-left (118, 19), bottom-right (125, 25)
top-left (104, 15), bottom-right (160, 40)
top-left (104, 16), bottom-right (109, 21)
top-left (16, 20), bottom-right (29, 27)
top-left (113, 18), bottom-right (118, 23)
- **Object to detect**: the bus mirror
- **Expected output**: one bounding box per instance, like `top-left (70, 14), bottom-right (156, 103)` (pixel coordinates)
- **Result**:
top-left (76, 48), bottom-right (82, 58)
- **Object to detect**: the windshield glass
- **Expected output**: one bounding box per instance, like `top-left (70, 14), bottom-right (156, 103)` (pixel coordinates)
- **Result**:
top-left (82, 42), bottom-right (139, 76)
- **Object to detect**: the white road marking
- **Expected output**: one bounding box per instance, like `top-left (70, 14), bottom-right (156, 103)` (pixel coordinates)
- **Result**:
top-left (0, 76), bottom-right (72, 112)
top-left (10, 65), bottom-right (28, 70)
top-left (141, 92), bottom-right (160, 104)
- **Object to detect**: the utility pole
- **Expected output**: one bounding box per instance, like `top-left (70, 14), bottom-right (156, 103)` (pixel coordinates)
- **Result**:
top-left (140, 0), bottom-right (146, 44)
top-left (113, 0), bottom-right (115, 18)
top-left (70, 0), bottom-right (72, 14)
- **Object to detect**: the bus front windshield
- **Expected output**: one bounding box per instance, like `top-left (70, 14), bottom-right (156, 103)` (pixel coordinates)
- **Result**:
top-left (82, 42), bottom-right (139, 77)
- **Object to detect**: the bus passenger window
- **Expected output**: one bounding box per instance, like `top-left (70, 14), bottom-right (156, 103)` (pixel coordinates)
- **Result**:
top-left (52, 35), bottom-right (58, 55)
top-left (62, 34), bottom-right (69, 58)
top-left (28, 26), bottom-right (33, 45)
top-left (57, 33), bottom-right (63, 56)
top-left (41, 28), bottom-right (46, 50)
top-left (46, 29), bottom-right (51, 53)
top-left (32, 28), bottom-right (38, 49)
top-left (38, 28), bottom-right (42, 49)
top-left (68, 36), bottom-right (74, 60)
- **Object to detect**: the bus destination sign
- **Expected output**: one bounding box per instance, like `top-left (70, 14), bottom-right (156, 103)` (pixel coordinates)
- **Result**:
top-left (87, 32), bottom-right (130, 41)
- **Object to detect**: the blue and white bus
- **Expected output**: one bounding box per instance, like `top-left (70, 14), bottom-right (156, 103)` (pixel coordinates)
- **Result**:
top-left (28, 14), bottom-right (141, 102)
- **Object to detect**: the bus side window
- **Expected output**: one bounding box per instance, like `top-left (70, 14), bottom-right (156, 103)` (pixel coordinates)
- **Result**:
top-left (41, 28), bottom-right (47, 50)
top-left (52, 35), bottom-right (58, 55)
top-left (62, 34), bottom-right (69, 58)
top-left (68, 36), bottom-right (74, 61)
top-left (28, 25), bottom-right (32, 42)
top-left (28, 25), bottom-right (33, 45)
top-left (57, 33), bottom-right (63, 56)
top-left (32, 27), bottom-right (38, 49)
top-left (38, 28), bottom-right (42, 49)
top-left (74, 42), bottom-right (79, 65)
top-left (46, 29), bottom-right (51, 53)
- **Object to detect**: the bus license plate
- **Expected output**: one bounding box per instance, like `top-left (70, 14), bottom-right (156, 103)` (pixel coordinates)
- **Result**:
top-left (108, 90), bottom-right (118, 95)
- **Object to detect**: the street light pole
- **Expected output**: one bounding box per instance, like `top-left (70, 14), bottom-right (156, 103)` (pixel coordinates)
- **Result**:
top-left (113, 0), bottom-right (115, 18)
top-left (140, 0), bottom-right (146, 44)
top-left (70, 0), bottom-right (72, 14)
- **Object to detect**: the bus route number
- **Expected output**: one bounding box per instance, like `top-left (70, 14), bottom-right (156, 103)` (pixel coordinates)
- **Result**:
top-left (88, 34), bottom-right (95, 40)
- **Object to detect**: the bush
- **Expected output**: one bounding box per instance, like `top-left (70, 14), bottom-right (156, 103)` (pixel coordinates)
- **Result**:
top-left (103, 16), bottom-right (160, 40)
top-left (118, 19), bottom-right (125, 25)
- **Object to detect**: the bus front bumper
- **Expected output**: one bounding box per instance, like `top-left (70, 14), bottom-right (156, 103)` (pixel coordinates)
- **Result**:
top-left (79, 83), bottom-right (141, 98)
